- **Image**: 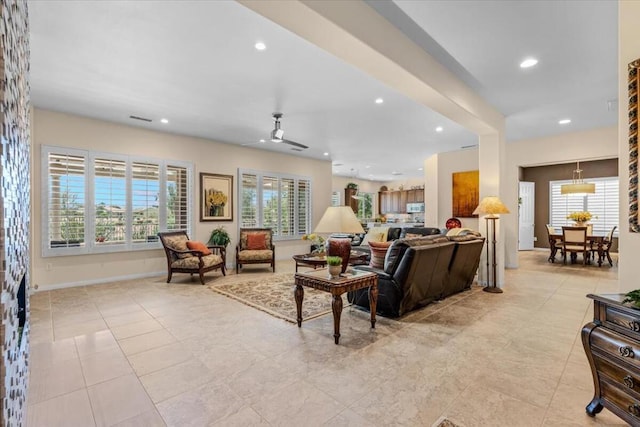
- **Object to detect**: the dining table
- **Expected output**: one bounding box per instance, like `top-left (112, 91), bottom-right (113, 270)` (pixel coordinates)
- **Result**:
top-left (549, 232), bottom-right (607, 266)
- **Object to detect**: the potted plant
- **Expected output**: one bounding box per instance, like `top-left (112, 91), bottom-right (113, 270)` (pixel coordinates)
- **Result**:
top-left (623, 290), bottom-right (640, 308)
top-left (207, 226), bottom-right (231, 247)
top-left (346, 182), bottom-right (358, 190)
top-left (326, 255), bottom-right (342, 279)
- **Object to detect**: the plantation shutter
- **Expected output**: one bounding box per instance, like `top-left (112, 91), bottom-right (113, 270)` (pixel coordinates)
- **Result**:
top-left (331, 191), bottom-right (340, 207)
top-left (297, 179), bottom-right (311, 235)
top-left (166, 165), bottom-right (189, 232)
top-left (262, 175), bottom-right (279, 233)
top-left (240, 173), bottom-right (258, 228)
top-left (131, 162), bottom-right (160, 243)
top-left (94, 157), bottom-right (127, 246)
top-left (47, 151), bottom-right (87, 249)
top-left (550, 177), bottom-right (618, 235)
top-left (280, 178), bottom-right (295, 237)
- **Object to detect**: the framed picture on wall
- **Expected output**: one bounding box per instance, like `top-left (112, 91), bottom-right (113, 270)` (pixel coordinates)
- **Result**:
top-left (452, 170), bottom-right (479, 218)
top-left (200, 173), bottom-right (233, 222)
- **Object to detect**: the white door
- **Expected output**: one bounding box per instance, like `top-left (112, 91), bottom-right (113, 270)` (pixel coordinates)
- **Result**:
top-left (519, 181), bottom-right (535, 250)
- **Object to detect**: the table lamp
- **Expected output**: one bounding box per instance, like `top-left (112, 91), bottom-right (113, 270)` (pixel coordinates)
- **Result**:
top-left (314, 206), bottom-right (365, 273)
top-left (472, 196), bottom-right (510, 293)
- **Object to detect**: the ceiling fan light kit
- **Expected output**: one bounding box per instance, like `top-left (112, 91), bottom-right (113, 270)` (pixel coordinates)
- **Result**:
top-left (561, 161), bottom-right (596, 195)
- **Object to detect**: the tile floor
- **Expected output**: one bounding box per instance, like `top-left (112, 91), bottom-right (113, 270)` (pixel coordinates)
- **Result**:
top-left (27, 251), bottom-right (627, 426)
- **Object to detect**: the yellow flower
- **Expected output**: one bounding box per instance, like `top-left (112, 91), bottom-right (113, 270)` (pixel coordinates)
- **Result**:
top-left (567, 211), bottom-right (594, 222)
top-left (207, 191), bottom-right (227, 207)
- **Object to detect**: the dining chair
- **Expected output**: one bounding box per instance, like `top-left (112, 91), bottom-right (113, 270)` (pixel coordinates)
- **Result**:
top-left (562, 226), bottom-right (589, 265)
top-left (545, 224), bottom-right (563, 263)
top-left (599, 226), bottom-right (617, 267)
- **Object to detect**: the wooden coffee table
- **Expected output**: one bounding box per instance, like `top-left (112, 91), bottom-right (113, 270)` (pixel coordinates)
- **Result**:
top-left (294, 268), bottom-right (377, 344)
top-left (293, 252), bottom-right (369, 272)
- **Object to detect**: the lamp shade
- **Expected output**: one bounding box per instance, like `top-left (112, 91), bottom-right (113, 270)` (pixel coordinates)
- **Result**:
top-left (560, 182), bottom-right (596, 195)
top-left (560, 161), bottom-right (595, 195)
top-left (314, 206), bottom-right (365, 234)
top-left (472, 196), bottom-right (510, 217)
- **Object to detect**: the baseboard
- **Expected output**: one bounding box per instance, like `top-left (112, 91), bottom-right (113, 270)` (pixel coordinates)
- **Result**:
top-left (32, 270), bottom-right (165, 292)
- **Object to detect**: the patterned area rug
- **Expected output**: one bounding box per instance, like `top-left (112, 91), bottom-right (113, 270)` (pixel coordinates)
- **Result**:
top-left (209, 272), bottom-right (333, 323)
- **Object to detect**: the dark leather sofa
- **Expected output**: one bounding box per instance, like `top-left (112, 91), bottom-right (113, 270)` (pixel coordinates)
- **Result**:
top-left (348, 233), bottom-right (485, 317)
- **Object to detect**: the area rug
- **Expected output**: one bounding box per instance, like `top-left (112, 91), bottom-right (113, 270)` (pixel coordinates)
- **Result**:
top-left (209, 272), bottom-right (334, 323)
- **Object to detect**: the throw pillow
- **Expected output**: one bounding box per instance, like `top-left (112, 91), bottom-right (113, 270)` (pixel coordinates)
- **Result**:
top-left (247, 233), bottom-right (267, 250)
top-left (186, 240), bottom-right (212, 255)
top-left (361, 227), bottom-right (390, 246)
top-left (369, 241), bottom-right (392, 269)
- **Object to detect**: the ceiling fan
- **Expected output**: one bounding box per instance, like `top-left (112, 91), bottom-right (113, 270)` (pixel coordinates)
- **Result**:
top-left (242, 112), bottom-right (309, 151)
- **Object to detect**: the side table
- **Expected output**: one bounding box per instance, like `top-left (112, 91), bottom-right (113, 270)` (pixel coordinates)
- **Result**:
top-left (294, 268), bottom-right (377, 344)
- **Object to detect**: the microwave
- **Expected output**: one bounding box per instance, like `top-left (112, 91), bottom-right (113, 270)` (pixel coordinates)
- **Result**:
top-left (407, 203), bottom-right (424, 213)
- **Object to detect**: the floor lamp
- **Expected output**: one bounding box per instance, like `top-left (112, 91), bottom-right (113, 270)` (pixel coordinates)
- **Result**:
top-left (472, 196), bottom-right (510, 293)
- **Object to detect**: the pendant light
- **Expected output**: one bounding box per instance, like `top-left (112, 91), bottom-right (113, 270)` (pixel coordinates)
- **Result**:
top-left (560, 161), bottom-right (595, 195)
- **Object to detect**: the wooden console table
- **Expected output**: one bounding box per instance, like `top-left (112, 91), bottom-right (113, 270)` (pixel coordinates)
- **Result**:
top-left (582, 293), bottom-right (640, 424)
top-left (294, 268), bottom-right (377, 344)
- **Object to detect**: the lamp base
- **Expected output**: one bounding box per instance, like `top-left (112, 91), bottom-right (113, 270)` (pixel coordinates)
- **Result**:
top-left (325, 238), bottom-right (351, 273)
top-left (483, 286), bottom-right (503, 294)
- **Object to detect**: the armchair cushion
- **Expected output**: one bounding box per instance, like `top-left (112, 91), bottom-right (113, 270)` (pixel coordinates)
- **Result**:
top-left (186, 240), bottom-right (212, 255)
top-left (163, 234), bottom-right (192, 258)
top-left (238, 249), bottom-right (273, 261)
top-left (247, 233), bottom-right (267, 250)
top-left (172, 254), bottom-right (223, 269)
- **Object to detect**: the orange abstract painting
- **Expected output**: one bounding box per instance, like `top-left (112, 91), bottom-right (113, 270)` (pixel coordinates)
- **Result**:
top-left (452, 170), bottom-right (479, 218)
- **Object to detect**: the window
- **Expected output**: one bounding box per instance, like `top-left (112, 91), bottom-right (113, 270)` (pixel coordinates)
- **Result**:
top-left (42, 146), bottom-right (192, 256)
top-left (331, 191), bottom-right (340, 207)
top-left (356, 192), bottom-right (374, 220)
top-left (549, 177), bottom-right (618, 236)
top-left (239, 169), bottom-right (311, 239)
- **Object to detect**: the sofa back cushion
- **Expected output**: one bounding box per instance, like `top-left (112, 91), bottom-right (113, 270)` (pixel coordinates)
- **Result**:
top-left (399, 227), bottom-right (442, 239)
top-left (386, 227), bottom-right (402, 241)
top-left (369, 241), bottom-right (392, 268)
top-left (383, 235), bottom-right (449, 275)
top-left (394, 242), bottom-right (456, 315)
top-left (446, 238), bottom-right (485, 296)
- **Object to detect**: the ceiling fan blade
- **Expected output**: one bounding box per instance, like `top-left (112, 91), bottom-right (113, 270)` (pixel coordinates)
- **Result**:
top-left (280, 138), bottom-right (308, 149)
top-left (241, 141), bottom-right (266, 147)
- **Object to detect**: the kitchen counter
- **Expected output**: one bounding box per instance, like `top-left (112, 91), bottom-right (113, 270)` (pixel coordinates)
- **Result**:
top-left (367, 222), bottom-right (426, 229)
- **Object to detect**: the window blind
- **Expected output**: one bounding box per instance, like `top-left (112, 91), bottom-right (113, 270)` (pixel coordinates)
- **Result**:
top-left (42, 145), bottom-right (193, 256)
top-left (239, 169), bottom-right (312, 239)
top-left (549, 177), bottom-right (618, 236)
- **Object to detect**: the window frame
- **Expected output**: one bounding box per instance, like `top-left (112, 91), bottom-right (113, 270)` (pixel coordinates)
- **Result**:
top-left (238, 168), bottom-right (312, 240)
top-left (41, 145), bottom-right (193, 257)
top-left (549, 176), bottom-right (619, 236)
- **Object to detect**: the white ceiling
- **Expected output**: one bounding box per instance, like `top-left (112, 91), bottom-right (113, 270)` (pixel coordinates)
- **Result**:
top-left (28, 0), bottom-right (618, 181)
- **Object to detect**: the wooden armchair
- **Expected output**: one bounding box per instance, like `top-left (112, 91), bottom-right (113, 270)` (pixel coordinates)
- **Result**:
top-left (545, 224), bottom-right (563, 263)
top-left (236, 228), bottom-right (275, 273)
top-left (158, 230), bottom-right (226, 285)
top-left (599, 226), bottom-right (617, 267)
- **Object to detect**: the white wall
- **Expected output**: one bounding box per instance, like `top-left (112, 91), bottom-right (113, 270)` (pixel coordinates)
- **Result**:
top-left (425, 149), bottom-right (480, 230)
top-left (618, 0), bottom-right (640, 291)
top-left (32, 109), bottom-right (332, 290)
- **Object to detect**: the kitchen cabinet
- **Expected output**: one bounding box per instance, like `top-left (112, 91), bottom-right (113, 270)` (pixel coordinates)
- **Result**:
top-left (378, 188), bottom-right (425, 214)
top-left (345, 188), bottom-right (358, 213)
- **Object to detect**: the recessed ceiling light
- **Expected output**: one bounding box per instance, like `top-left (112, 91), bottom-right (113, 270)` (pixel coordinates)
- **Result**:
top-left (375, 98), bottom-right (384, 104)
top-left (160, 118), bottom-right (169, 124)
top-left (365, 165), bottom-right (371, 169)
top-left (435, 126), bottom-right (443, 133)
top-left (520, 58), bottom-right (538, 68)
top-left (259, 139), bottom-right (265, 143)
top-left (418, 167), bottom-right (423, 171)
top-left (323, 152), bottom-right (329, 156)
top-left (558, 119), bottom-right (571, 125)
top-left (254, 42), bottom-right (266, 51)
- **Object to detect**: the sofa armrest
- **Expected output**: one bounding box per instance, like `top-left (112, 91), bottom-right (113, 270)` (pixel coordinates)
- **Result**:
top-left (353, 265), bottom-right (392, 281)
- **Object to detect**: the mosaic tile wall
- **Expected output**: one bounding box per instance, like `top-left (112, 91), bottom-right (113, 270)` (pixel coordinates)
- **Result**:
top-left (0, 0), bottom-right (31, 425)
